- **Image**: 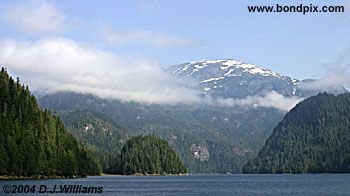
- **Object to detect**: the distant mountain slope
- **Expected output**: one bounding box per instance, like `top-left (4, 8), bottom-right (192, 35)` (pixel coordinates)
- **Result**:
top-left (39, 92), bottom-right (283, 173)
top-left (0, 68), bottom-right (101, 177)
top-left (37, 59), bottom-right (348, 174)
top-left (243, 93), bottom-right (350, 173)
top-left (167, 59), bottom-right (347, 98)
top-left (58, 110), bottom-right (128, 171)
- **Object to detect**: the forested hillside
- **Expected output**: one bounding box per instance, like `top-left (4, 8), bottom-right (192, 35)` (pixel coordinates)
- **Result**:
top-left (0, 68), bottom-right (101, 177)
top-left (243, 93), bottom-right (350, 173)
top-left (59, 110), bottom-right (128, 171)
top-left (113, 135), bottom-right (187, 175)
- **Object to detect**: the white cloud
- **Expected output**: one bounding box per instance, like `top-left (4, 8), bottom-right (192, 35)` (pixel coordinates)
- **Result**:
top-left (0, 37), bottom-right (301, 111)
top-left (1, 0), bottom-right (65, 34)
top-left (100, 27), bottom-right (202, 48)
top-left (215, 91), bottom-right (303, 111)
top-left (299, 48), bottom-right (350, 91)
top-left (0, 37), bottom-right (203, 104)
top-left (300, 74), bottom-right (350, 90)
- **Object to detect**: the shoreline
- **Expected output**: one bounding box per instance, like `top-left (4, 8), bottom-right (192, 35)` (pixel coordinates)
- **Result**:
top-left (102, 173), bottom-right (189, 176)
top-left (2, 173), bottom-right (348, 180)
top-left (0, 175), bottom-right (87, 180)
top-left (0, 173), bottom-right (189, 180)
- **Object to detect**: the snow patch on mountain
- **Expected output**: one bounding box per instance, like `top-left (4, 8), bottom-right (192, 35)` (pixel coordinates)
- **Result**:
top-left (166, 58), bottom-right (348, 110)
top-left (201, 76), bottom-right (225, 83)
top-left (173, 59), bottom-right (285, 79)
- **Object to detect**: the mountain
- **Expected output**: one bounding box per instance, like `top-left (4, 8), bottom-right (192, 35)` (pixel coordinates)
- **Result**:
top-left (38, 59), bottom-right (348, 174)
top-left (167, 59), bottom-right (347, 98)
top-left (0, 68), bottom-right (101, 177)
top-left (39, 92), bottom-right (283, 173)
top-left (243, 93), bottom-right (350, 173)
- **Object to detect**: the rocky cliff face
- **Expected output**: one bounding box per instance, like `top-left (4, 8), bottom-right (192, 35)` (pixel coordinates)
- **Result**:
top-left (191, 144), bottom-right (209, 161)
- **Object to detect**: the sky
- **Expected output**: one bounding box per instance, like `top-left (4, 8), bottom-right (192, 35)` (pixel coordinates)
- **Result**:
top-left (0, 0), bottom-right (349, 110)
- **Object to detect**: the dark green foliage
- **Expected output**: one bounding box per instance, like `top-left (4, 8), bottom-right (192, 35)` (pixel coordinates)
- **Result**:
top-left (59, 110), bottom-right (128, 171)
top-left (243, 93), bottom-right (350, 173)
top-left (0, 68), bottom-right (101, 177)
top-left (39, 92), bottom-right (283, 173)
top-left (115, 135), bottom-right (187, 175)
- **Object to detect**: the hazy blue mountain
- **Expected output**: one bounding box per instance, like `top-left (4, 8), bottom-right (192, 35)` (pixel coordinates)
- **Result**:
top-left (39, 92), bottom-right (283, 173)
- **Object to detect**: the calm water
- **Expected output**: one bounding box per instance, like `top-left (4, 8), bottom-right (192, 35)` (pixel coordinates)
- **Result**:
top-left (1, 174), bottom-right (350, 195)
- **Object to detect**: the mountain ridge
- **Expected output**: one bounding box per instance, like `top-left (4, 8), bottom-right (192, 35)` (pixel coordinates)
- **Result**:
top-left (167, 59), bottom-right (347, 99)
